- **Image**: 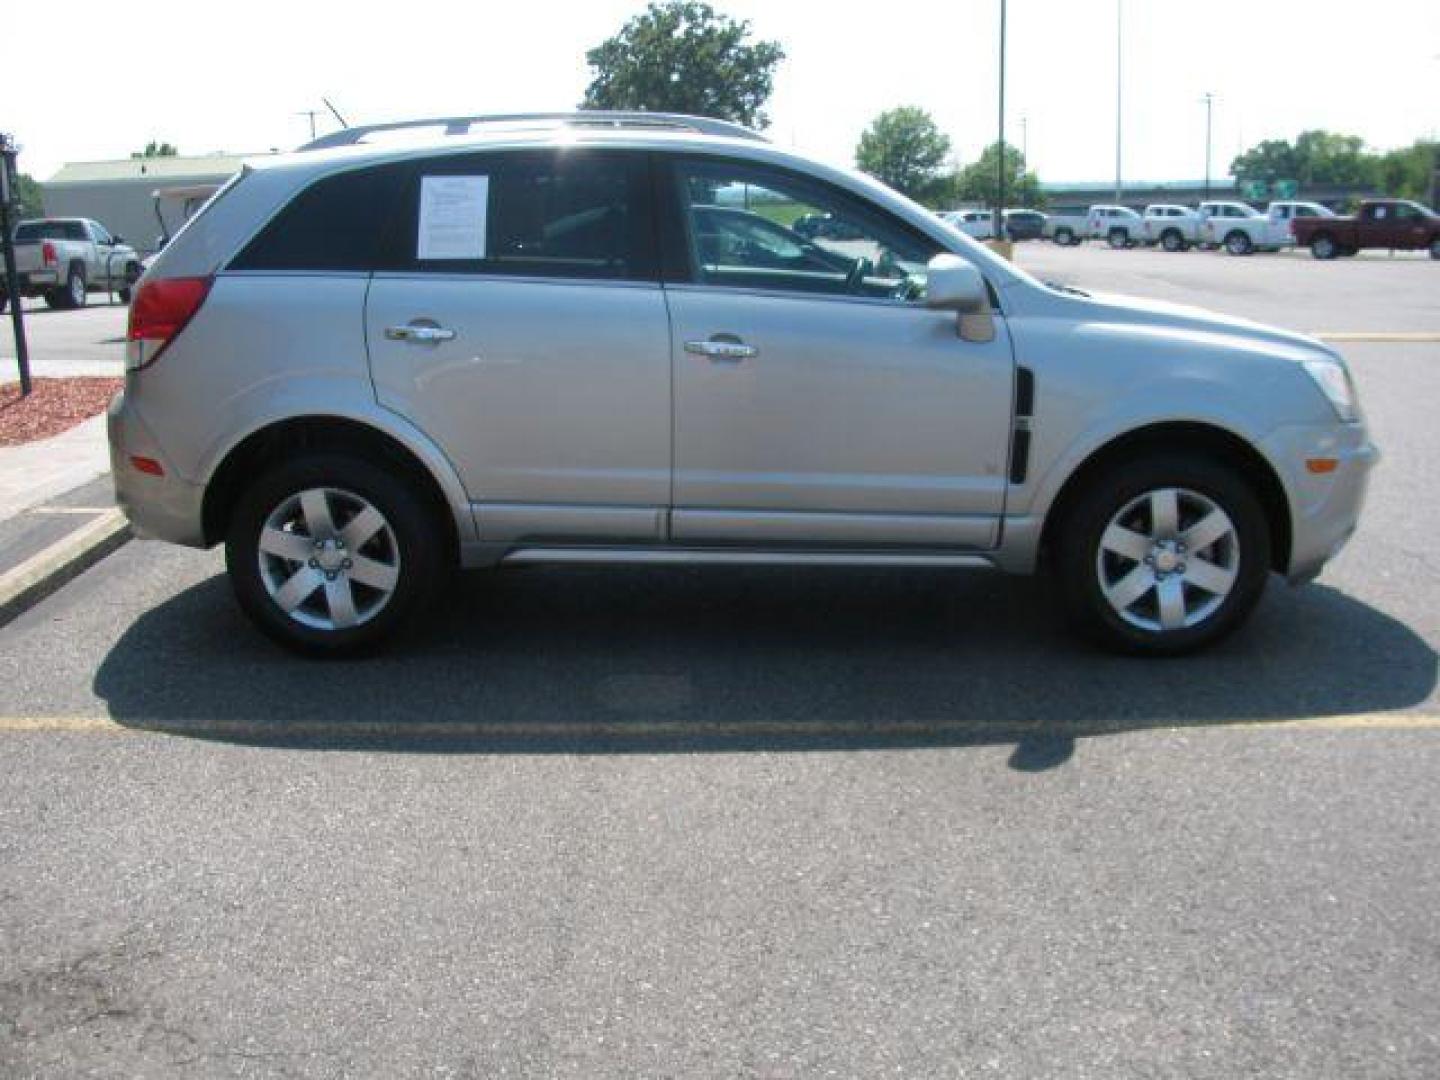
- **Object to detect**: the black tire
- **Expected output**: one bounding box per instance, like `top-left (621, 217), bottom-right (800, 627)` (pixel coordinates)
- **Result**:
top-left (1310, 233), bottom-right (1338, 260)
top-left (1224, 231), bottom-right (1253, 256)
top-left (43, 288), bottom-right (68, 310)
top-left (117, 287), bottom-right (132, 304)
top-left (1054, 227), bottom-right (1074, 246)
top-left (1107, 228), bottom-right (1128, 250)
top-left (1430, 238), bottom-right (1440, 260)
top-left (0, 289), bottom-right (7, 313)
top-left (225, 453), bottom-right (449, 657)
top-left (1160, 229), bottom-right (1186, 252)
top-left (1053, 454), bottom-right (1271, 656)
top-left (61, 264), bottom-right (87, 309)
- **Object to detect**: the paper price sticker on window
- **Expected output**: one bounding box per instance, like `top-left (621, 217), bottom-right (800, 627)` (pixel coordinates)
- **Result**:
top-left (417, 175), bottom-right (489, 260)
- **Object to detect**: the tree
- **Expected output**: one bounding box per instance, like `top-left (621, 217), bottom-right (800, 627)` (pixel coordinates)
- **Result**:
top-left (855, 107), bottom-right (952, 202)
top-left (1376, 140), bottom-right (1439, 203)
top-left (10, 173), bottom-right (43, 218)
top-left (580, 2), bottom-right (785, 129)
top-left (131, 141), bottom-right (179, 159)
top-left (1230, 129), bottom-right (1377, 189)
top-left (953, 142), bottom-right (1043, 209)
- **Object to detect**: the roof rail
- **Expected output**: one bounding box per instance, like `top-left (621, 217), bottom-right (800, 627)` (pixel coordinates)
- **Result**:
top-left (298, 111), bottom-right (766, 151)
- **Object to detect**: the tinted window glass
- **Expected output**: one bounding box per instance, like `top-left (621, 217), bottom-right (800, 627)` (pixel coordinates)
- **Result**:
top-left (389, 151), bottom-right (653, 281)
top-left (90, 222), bottom-right (112, 243)
top-left (231, 163), bottom-right (409, 271)
top-left (670, 157), bottom-right (942, 300)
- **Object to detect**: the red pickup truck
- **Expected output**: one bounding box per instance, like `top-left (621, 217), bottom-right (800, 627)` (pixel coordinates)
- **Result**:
top-left (1292, 198), bottom-right (1440, 260)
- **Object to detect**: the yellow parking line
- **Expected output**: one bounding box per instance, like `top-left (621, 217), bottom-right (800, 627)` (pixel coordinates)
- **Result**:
top-left (0, 712), bottom-right (1437, 738)
top-left (1314, 332), bottom-right (1440, 343)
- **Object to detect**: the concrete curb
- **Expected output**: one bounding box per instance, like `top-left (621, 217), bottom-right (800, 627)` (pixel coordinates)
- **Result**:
top-left (0, 509), bottom-right (131, 628)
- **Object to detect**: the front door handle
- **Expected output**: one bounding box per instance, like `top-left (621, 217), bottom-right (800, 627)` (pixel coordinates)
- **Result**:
top-left (685, 337), bottom-right (757, 361)
top-left (385, 323), bottom-right (456, 344)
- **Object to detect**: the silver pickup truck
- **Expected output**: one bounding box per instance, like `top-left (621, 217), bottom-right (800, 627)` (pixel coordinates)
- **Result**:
top-left (2, 218), bottom-right (141, 311)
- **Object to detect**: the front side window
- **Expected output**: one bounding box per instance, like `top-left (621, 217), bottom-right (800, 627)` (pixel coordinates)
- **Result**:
top-left (90, 222), bottom-right (113, 244)
top-left (670, 158), bottom-right (942, 301)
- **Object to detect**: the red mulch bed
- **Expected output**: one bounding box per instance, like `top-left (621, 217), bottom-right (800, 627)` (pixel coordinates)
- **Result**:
top-left (0, 377), bottom-right (124, 447)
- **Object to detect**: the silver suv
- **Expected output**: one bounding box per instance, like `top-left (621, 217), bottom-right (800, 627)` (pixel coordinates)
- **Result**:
top-left (110, 112), bottom-right (1377, 657)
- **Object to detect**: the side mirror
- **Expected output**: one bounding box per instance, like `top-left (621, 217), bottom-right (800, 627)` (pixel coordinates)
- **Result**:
top-left (925, 254), bottom-right (995, 343)
top-left (111, 235), bottom-right (125, 245)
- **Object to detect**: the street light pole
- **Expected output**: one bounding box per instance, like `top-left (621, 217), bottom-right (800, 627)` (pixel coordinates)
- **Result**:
top-left (1114, 0), bottom-right (1123, 204)
top-left (995, 0), bottom-right (1007, 240)
top-left (0, 132), bottom-right (33, 397)
top-left (1201, 92), bottom-right (1215, 202)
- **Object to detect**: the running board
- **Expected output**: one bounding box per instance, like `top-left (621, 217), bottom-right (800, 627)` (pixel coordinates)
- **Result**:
top-left (500, 547), bottom-right (996, 569)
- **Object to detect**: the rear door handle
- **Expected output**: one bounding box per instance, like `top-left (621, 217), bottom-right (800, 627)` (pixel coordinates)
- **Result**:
top-left (385, 324), bottom-right (456, 344)
top-left (685, 337), bottom-right (757, 361)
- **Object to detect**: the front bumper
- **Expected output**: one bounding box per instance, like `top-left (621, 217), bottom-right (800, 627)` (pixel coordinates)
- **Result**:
top-left (107, 390), bottom-right (207, 547)
top-left (1260, 421), bottom-right (1379, 583)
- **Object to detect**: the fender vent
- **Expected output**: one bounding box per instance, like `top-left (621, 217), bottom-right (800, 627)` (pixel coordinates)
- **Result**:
top-left (1009, 367), bottom-right (1036, 484)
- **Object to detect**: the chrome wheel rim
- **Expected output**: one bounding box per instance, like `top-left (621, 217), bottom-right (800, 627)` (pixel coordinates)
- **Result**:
top-left (257, 487), bottom-right (400, 631)
top-left (70, 274), bottom-right (85, 305)
top-left (1315, 237), bottom-right (1334, 258)
top-left (1096, 487), bottom-right (1240, 634)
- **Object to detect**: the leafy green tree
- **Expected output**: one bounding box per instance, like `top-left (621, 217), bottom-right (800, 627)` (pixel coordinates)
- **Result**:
top-left (954, 142), bottom-right (1043, 209)
top-left (131, 141), bottom-right (179, 159)
top-left (855, 107), bottom-right (952, 201)
top-left (1230, 130), bottom-right (1378, 189)
top-left (1376, 140), bottom-right (1439, 203)
top-left (581, 2), bottom-right (785, 129)
top-left (10, 173), bottom-right (44, 218)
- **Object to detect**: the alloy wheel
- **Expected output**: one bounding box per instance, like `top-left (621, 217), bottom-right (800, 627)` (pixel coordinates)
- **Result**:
top-left (257, 487), bottom-right (401, 631)
top-left (1095, 487), bottom-right (1240, 633)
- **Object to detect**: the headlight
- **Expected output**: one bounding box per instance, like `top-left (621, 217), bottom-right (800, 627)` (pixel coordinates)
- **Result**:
top-left (1302, 357), bottom-right (1359, 423)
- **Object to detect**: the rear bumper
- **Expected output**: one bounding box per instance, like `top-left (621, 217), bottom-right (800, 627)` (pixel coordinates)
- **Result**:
top-left (1260, 421), bottom-right (1378, 583)
top-left (13, 270), bottom-right (60, 290)
top-left (107, 390), bottom-right (207, 547)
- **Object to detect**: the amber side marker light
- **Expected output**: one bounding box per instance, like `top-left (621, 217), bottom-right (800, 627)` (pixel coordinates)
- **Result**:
top-left (130, 456), bottom-right (165, 477)
top-left (1306, 458), bottom-right (1339, 475)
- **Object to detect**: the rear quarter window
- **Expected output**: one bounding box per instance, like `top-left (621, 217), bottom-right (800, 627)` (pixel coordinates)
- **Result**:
top-left (230, 164), bottom-right (410, 272)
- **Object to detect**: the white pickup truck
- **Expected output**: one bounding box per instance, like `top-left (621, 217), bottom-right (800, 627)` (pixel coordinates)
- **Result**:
top-left (1141, 204), bottom-right (1203, 251)
top-left (1265, 201), bottom-right (1336, 247)
top-left (1086, 205), bottom-right (1144, 247)
top-left (1042, 206), bottom-right (1089, 245)
top-left (3, 218), bottom-right (142, 310)
top-left (1196, 201), bottom-right (1284, 256)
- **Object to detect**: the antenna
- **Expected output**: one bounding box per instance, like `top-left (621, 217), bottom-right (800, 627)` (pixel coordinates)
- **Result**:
top-left (323, 98), bottom-right (350, 129)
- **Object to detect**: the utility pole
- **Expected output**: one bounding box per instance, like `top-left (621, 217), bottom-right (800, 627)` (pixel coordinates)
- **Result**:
top-left (1201, 93), bottom-right (1215, 202)
top-left (995, 0), bottom-right (1007, 239)
top-left (296, 109), bottom-right (320, 141)
top-left (1020, 115), bottom-right (1028, 164)
top-left (0, 132), bottom-right (33, 396)
top-left (1114, 0), bottom-right (1124, 204)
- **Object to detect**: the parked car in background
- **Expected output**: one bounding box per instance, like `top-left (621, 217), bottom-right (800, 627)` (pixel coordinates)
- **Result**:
top-left (1086, 205), bottom-right (1143, 248)
top-left (2, 218), bottom-right (141, 310)
top-left (1292, 199), bottom-right (1440, 259)
top-left (1043, 206), bottom-right (1088, 245)
top-left (792, 212), bottom-right (866, 242)
top-left (111, 110), bottom-right (1376, 659)
top-left (941, 208), bottom-right (996, 240)
top-left (1002, 209), bottom-right (1047, 241)
top-left (1142, 204), bottom-right (1202, 252)
top-left (1197, 201), bottom-right (1282, 256)
top-left (1265, 201), bottom-right (1335, 248)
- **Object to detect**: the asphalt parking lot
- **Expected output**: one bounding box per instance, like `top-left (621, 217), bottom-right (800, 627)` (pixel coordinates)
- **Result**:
top-left (2, 246), bottom-right (1438, 1076)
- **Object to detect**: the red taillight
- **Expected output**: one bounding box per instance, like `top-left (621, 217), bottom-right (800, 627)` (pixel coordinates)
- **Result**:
top-left (41, 241), bottom-right (57, 266)
top-left (126, 277), bottom-right (212, 370)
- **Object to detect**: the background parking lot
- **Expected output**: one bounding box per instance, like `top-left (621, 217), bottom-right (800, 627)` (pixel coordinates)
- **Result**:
top-left (2, 246), bottom-right (1437, 1077)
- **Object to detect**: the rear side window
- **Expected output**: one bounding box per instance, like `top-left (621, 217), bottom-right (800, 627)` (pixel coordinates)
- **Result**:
top-left (231, 164), bottom-right (410, 272)
top-left (385, 150), bottom-right (655, 281)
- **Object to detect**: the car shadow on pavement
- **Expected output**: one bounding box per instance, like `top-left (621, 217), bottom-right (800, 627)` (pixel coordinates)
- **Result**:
top-left (95, 565), bottom-right (1437, 769)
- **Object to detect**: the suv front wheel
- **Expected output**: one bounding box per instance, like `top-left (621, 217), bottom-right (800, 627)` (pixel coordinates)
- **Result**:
top-left (1054, 456), bottom-right (1270, 655)
top-left (225, 454), bottom-right (446, 656)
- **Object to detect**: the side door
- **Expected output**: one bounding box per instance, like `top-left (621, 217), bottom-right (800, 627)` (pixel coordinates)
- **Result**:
top-left (1359, 203), bottom-right (1402, 248)
top-left (1390, 202), bottom-right (1430, 250)
top-left (365, 150), bottom-right (672, 545)
top-left (658, 155), bottom-right (1014, 549)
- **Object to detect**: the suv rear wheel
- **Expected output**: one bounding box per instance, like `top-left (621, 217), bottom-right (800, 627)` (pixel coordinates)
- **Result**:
top-left (1054, 455), bottom-right (1270, 655)
top-left (225, 454), bottom-right (446, 656)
